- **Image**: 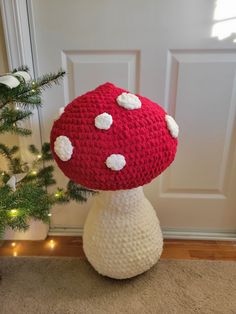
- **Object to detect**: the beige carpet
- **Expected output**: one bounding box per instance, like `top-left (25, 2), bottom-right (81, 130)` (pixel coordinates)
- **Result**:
top-left (0, 257), bottom-right (236, 314)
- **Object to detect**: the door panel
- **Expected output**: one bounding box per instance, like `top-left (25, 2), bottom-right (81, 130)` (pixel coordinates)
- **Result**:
top-left (29, 0), bottom-right (236, 232)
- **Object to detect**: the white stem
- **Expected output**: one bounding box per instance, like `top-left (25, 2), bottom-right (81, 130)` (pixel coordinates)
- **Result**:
top-left (83, 187), bottom-right (163, 279)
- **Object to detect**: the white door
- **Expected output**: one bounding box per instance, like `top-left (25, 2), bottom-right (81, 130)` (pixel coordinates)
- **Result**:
top-left (13, 0), bottom-right (236, 237)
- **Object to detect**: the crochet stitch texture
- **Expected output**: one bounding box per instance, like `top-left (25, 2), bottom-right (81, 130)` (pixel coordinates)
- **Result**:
top-left (83, 187), bottom-right (163, 279)
top-left (50, 82), bottom-right (178, 190)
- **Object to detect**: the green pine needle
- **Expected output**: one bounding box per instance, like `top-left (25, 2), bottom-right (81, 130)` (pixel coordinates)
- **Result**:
top-left (28, 144), bottom-right (40, 155)
top-left (0, 143), bottom-right (12, 159)
top-left (41, 143), bottom-right (53, 161)
top-left (12, 65), bottom-right (30, 73)
top-left (9, 145), bottom-right (19, 154)
top-left (35, 70), bottom-right (66, 91)
top-left (0, 107), bottom-right (32, 135)
top-left (0, 68), bottom-right (65, 132)
top-left (67, 180), bottom-right (98, 203)
top-left (0, 66), bottom-right (97, 239)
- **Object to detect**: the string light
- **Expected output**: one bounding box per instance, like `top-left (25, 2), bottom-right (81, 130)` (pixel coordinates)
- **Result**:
top-left (11, 242), bottom-right (16, 247)
top-left (31, 170), bottom-right (37, 175)
top-left (37, 154), bottom-right (42, 159)
top-left (48, 213), bottom-right (52, 217)
top-left (1, 172), bottom-right (4, 176)
top-left (31, 89), bottom-right (36, 93)
top-left (54, 190), bottom-right (64, 198)
top-left (9, 209), bottom-right (19, 217)
top-left (49, 239), bottom-right (55, 249)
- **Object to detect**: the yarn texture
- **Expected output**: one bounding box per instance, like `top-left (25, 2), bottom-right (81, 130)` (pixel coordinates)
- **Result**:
top-left (83, 187), bottom-right (163, 279)
top-left (54, 135), bottom-right (73, 162)
top-left (50, 82), bottom-right (179, 279)
top-left (50, 82), bottom-right (178, 191)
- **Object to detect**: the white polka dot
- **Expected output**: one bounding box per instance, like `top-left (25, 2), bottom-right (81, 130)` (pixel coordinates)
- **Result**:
top-left (54, 136), bottom-right (73, 161)
top-left (165, 115), bottom-right (179, 138)
top-left (53, 107), bottom-right (65, 121)
top-left (105, 154), bottom-right (126, 171)
top-left (95, 113), bottom-right (113, 130)
top-left (116, 92), bottom-right (141, 110)
top-left (58, 107), bottom-right (65, 117)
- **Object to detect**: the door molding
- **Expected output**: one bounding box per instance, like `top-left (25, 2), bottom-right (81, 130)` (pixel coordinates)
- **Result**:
top-left (0, 0), bottom-right (41, 155)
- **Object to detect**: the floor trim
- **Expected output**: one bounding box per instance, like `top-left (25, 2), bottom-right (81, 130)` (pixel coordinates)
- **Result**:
top-left (163, 229), bottom-right (236, 240)
top-left (49, 227), bottom-right (84, 237)
top-left (48, 227), bottom-right (236, 241)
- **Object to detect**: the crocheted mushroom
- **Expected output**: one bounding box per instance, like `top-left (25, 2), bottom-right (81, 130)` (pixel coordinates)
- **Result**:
top-left (50, 82), bottom-right (179, 279)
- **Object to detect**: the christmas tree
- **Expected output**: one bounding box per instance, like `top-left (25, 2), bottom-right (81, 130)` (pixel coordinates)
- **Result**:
top-left (0, 66), bottom-right (96, 238)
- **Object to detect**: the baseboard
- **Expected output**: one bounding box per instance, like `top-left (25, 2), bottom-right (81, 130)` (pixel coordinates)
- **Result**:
top-left (49, 227), bottom-right (84, 237)
top-left (163, 228), bottom-right (236, 240)
top-left (49, 227), bottom-right (236, 241)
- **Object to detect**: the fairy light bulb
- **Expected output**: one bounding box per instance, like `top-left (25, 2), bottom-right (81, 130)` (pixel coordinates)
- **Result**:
top-left (31, 170), bottom-right (37, 175)
top-left (37, 154), bottom-right (42, 159)
top-left (48, 213), bottom-right (52, 217)
top-left (49, 239), bottom-right (55, 249)
top-left (11, 242), bottom-right (16, 247)
top-left (9, 209), bottom-right (19, 217)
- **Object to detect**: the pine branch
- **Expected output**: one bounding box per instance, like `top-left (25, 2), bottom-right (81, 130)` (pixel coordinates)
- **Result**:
top-left (0, 69), bottom-right (65, 111)
top-left (41, 143), bottom-right (53, 161)
top-left (9, 157), bottom-right (24, 174)
top-left (0, 143), bottom-right (12, 159)
top-left (0, 66), bottom-right (100, 238)
top-left (36, 165), bottom-right (56, 187)
top-left (5, 70), bottom-right (65, 107)
top-left (0, 144), bottom-right (26, 174)
top-left (1, 107), bottom-right (32, 121)
top-left (52, 188), bottom-right (70, 204)
top-left (0, 171), bottom-right (10, 185)
top-left (29, 143), bottom-right (53, 161)
top-left (28, 144), bottom-right (40, 155)
top-left (0, 124), bottom-right (32, 136)
top-left (0, 183), bottom-right (51, 232)
top-left (0, 141), bottom-right (98, 238)
top-left (14, 95), bottom-right (42, 107)
top-left (9, 145), bottom-right (19, 155)
top-left (0, 107), bottom-right (33, 135)
top-left (2, 87), bottom-right (42, 109)
top-left (66, 180), bottom-right (97, 203)
top-left (0, 66), bottom-right (67, 238)
top-left (35, 70), bottom-right (66, 91)
top-left (12, 65), bottom-right (29, 73)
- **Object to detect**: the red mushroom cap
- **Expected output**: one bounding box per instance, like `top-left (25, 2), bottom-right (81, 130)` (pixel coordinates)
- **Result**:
top-left (50, 83), bottom-right (178, 190)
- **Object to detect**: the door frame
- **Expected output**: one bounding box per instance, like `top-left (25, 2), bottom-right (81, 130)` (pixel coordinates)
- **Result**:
top-left (1, 0), bottom-right (41, 152)
top-left (2, 0), bottom-right (236, 240)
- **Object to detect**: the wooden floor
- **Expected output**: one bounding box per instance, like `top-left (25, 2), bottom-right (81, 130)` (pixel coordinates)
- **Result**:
top-left (1, 236), bottom-right (236, 260)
